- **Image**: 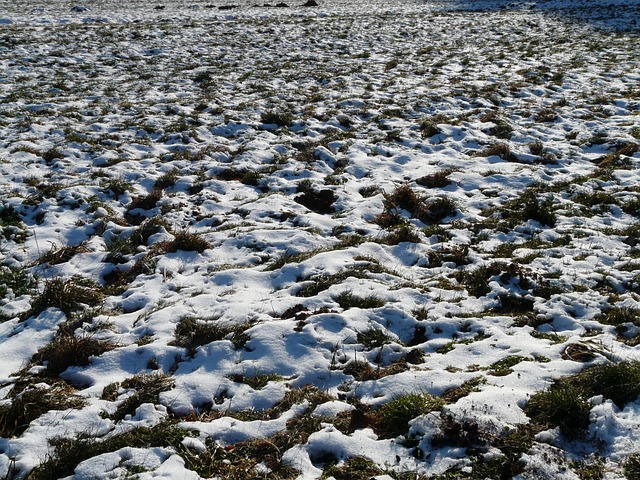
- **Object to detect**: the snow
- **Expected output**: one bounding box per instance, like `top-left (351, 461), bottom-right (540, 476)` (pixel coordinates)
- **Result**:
top-left (1, 0), bottom-right (640, 478)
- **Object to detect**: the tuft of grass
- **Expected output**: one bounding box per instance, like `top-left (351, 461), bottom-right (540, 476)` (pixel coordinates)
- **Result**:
top-left (321, 456), bottom-right (388, 480)
top-left (573, 361), bottom-right (640, 409)
top-left (416, 168), bottom-right (456, 188)
top-left (32, 334), bottom-right (116, 377)
top-left (229, 372), bottom-right (285, 390)
top-left (171, 316), bottom-right (230, 356)
top-left (442, 376), bottom-right (486, 403)
top-left (488, 119), bottom-right (514, 139)
top-left (27, 421), bottom-right (186, 480)
top-left (102, 177), bottom-right (132, 198)
top-left (157, 230), bottom-right (211, 254)
top-left (372, 392), bottom-right (445, 439)
top-left (524, 382), bottom-right (591, 439)
top-left (0, 383), bottom-right (85, 438)
top-left (0, 265), bottom-right (37, 300)
top-left (261, 110), bottom-right (293, 127)
top-left (487, 355), bottom-right (530, 376)
top-left (380, 224), bottom-right (422, 244)
top-left (35, 241), bottom-right (91, 266)
top-left (478, 142), bottom-right (517, 161)
top-left (111, 372), bottom-right (175, 422)
top-left (357, 326), bottom-right (393, 350)
top-left (24, 277), bottom-right (104, 319)
top-left (153, 167), bottom-right (180, 190)
top-left (376, 184), bottom-right (457, 227)
top-left (334, 291), bottom-right (386, 310)
top-left (624, 452), bottom-right (640, 480)
top-left (598, 305), bottom-right (639, 327)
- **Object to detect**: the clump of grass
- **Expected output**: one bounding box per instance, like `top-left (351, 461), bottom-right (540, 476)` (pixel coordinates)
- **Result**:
top-left (457, 262), bottom-right (543, 298)
top-left (24, 277), bottom-right (104, 319)
top-left (0, 383), bottom-right (85, 438)
top-left (334, 291), bottom-right (386, 310)
top-left (477, 142), bottom-right (517, 161)
top-left (376, 184), bottom-right (457, 227)
top-left (598, 305), bottom-right (639, 327)
top-left (526, 361), bottom-right (640, 438)
top-left (126, 189), bottom-right (162, 214)
top-left (507, 189), bottom-right (557, 227)
top-left (573, 361), bottom-right (640, 409)
top-left (102, 178), bottom-right (132, 198)
top-left (571, 457), bottom-right (605, 480)
top-left (181, 420), bottom-right (305, 479)
top-left (260, 110), bottom-right (293, 127)
top-left (357, 326), bottom-right (393, 349)
top-left (524, 382), bottom-right (591, 439)
top-left (624, 452), bottom-right (640, 480)
top-left (420, 119), bottom-right (443, 138)
top-left (442, 376), bottom-right (486, 403)
top-left (380, 224), bottom-right (422, 244)
top-left (171, 316), bottom-right (230, 356)
top-left (0, 265), bottom-right (36, 300)
top-left (156, 230), bottom-right (211, 254)
top-left (416, 168), bottom-right (456, 188)
top-left (487, 355), bottom-right (530, 376)
top-left (35, 241), bottom-right (91, 266)
top-left (372, 393), bottom-right (445, 439)
top-left (358, 185), bottom-right (381, 198)
top-left (488, 119), bottom-right (514, 139)
top-left (153, 167), bottom-right (180, 190)
top-left (31, 334), bottom-right (116, 377)
top-left (322, 456), bottom-right (388, 480)
top-left (229, 372), bottom-right (285, 390)
top-left (111, 372), bottom-right (175, 422)
top-left (27, 421), bottom-right (186, 480)
top-left (42, 147), bottom-right (65, 163)
top-left (295, 188), bottom-right (337, 214)
top-left (418, 197), bottom-right (457, 224)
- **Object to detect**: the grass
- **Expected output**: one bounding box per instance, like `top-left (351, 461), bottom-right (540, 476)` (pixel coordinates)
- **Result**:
top-left (0, 265), bottom-right (36, 301)
top-left (27, 421), bottom-right (186, 480)
top-left (624, 452), bottom-right (640, 480)
top-left (110, 372), bottom-right (175, 422)
top-left (35, 242), bottom-right (90, 266)
top-left (416, 168), bottom-right (456, 188)
top-left (334, 291), bottom-right (386, 310)
top-left (525, 382), bottom-right (591, 439)
top-left (376, 184), bottom-right (457, 227)
top-left (31, 334), bottom-right (116, 377)
top-left (0, 383), bottom-right (85, 438)
top-left (171, 316), bottom-right (230, 356)
top-left (372, 392), bottom-right (445, 439)
top-left (321, 456), bottom-right (389, 480)
top-left (357, 326), bottom-right (393, 349)
top-left (525, 361), bottom-right (640, 438)
top-left (487, 355), bottom-right (530, 376)
top-left (23, 277), bottom-right (104, 319)
top-left (229, 372), bottom-right (285, 390)
top-left (156, 230), bottom-right (211, 254)
top-left (261, 110), bottom-right (294, 127)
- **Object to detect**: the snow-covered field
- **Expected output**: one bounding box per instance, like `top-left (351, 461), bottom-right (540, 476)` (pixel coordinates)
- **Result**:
top-left (1, 0), bottom-right (640, 478)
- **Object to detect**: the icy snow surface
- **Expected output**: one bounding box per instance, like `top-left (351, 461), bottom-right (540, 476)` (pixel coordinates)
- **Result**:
top-left (1, 0), bottom-right (640, 478)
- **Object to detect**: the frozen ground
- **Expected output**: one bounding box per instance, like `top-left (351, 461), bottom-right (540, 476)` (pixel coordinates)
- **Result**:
top-left (1, 0), bottom-right (640, 479)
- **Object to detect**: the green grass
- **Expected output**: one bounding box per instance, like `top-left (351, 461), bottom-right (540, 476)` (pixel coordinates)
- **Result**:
top-left (171, 316), bottom-right (231, 356)
top-left (334, 291), bottom-right (386, 310)
top-left (372, 392), bottom-right (445, 439)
